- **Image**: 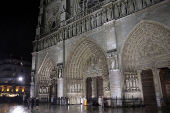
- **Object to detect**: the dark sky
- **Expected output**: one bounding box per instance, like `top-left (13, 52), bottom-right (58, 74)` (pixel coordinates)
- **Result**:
top-left (0, 0), bottom-right (40, 59)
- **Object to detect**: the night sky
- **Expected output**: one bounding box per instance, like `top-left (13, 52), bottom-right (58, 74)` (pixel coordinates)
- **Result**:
top-left (0, 0), bottom-right (40, 59)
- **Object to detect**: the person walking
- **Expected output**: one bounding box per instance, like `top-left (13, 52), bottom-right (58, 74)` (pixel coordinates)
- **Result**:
top-left (101, 96), bottom-right (104, 107)
top-left (31, 98), bottom-right (34, 110)
top-left (36, 97), bottom-right (39, 110)
top-left (27, 98), bottom-right (30, 109)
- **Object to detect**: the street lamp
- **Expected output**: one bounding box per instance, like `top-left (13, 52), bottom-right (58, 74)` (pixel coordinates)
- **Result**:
top-left (18, 77), bottom-right (23, 81)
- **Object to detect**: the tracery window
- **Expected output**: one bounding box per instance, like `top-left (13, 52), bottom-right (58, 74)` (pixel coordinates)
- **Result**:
top-left (79, 0), bottom-right (104, 10)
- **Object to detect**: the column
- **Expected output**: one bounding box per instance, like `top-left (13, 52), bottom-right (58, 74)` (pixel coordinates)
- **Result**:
top-left (91, 77), bottom-right (97, 98)
top-left (57, 66), bottom-right (64, 97)
top-left (137, 70), bottom-right (144, 101)
top-left (107, 52), bottom-right (120, 99)
top-left (152, 68), bottom-right (161, 107)
top-left (30, 72), bottom-right (35, 98)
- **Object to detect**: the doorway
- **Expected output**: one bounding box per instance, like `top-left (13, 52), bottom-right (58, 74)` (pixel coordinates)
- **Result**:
top-left (159, 68), bottom-right (170, 98)
top-left (141, 69), bottom-right (157, 106)
top-left (86, 76), bottom-right (103, 102)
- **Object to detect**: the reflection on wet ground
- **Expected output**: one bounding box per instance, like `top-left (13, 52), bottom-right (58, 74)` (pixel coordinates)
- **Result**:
top-left (0, 103), bottom-right (170, 113)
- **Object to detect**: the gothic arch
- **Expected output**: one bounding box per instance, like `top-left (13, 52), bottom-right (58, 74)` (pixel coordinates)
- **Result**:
top-left (65, 36), bottom-right (109, 100)
top-left (37, 53), bottom-right (57, 101)
top-left (122, 20), bottom-right (170, 73)
top-left (66, 36), bottom-right (108, 78)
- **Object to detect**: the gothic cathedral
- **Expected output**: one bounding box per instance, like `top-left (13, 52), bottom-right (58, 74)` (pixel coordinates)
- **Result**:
top-left (31, 0), bottom-right (170, 107)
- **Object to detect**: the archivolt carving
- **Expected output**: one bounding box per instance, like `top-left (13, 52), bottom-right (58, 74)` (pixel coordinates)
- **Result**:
top-left (122, 20), bottom-right (170, 72)
top-left (65, 36), bottom-right (109, 94)
top-left (37, 53), bottom-right (57, 95)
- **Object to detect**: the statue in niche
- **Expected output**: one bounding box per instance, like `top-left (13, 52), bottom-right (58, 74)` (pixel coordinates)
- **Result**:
top-left (77, 22), bottom-right (80, 34)
top-left (107, 6), bottom-right (113, 21)
top-left (96, 12), bottom-right (101, 27)
top-left (82, 20), bottom-right (86, 32)
top-left (59, 68), bottom-right (62, 78)
top-left (73, 24), bottom-right (76, 36)
top-left (114, 4), bottom-right (119, 18)
top-left (59, 31), bottom-right (62, 41)
top-left (69, 26), bottom-right (72, 37)
top-left (42, 87), bottom-right (46, 94)
top-left (86, 17), bottom-right (90, 31)
top-left (135, 0), bottom-right (143, 11)
top-left (91, 15), bottom-right (96, 29)
top-left (128, 0), bottom-right (134, 14)
top-left (121, 2), bottom-right (126, 16)
top-left (31, 76), bottom-right (34, 82)
top-left (102, 10), bottom-right (106, 23)
top-left (39, 87), bottom-right (42, 93)
top-left (65, 28), bottom-right (68, 39)
top-left (74, 0), bottom-right (81, 15)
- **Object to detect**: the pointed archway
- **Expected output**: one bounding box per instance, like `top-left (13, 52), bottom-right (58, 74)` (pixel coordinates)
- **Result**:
top-left (65, 36), bottom-right (110, 104)
top-left (122, 20), bottom-right (170, 107)
top-left (37, 53), bottom-right (57, 102)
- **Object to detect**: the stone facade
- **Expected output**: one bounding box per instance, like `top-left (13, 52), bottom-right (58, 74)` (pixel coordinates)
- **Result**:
top-left (31, 0), bottom-right (170, 107)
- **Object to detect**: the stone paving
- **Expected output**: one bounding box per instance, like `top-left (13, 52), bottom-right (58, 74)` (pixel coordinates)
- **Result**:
top-left (0, 103), bottom-right (170, 113)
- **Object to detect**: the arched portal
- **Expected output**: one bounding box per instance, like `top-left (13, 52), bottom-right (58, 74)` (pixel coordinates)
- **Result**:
top-left (65, 36), bottom-right (109, 104)
top-left (122, 20), bottom-right (170, 107)
top-left (37, 53), bottom-right (58, 102)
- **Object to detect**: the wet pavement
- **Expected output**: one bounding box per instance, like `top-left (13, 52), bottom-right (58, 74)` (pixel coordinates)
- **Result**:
top-left (0, 103), bottom-right (170, 113)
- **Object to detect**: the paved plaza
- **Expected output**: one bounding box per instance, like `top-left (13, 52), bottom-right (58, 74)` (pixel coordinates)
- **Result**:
top-left (0, 103), bottom-right (170, 113)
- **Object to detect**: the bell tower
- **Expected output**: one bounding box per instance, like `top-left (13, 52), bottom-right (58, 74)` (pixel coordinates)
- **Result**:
top-left (36, 0), bottom-right (70, 36)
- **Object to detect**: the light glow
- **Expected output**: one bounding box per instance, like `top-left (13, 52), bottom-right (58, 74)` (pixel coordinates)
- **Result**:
top-left (18, 77), bottom-right (23, 81)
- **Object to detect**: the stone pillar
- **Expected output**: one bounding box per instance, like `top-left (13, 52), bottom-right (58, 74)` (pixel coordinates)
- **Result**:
top-left (57, 78), bottom-right (64, 97)
top-left (91, 77), bottom-right (97, 98)
top-left (107, 52), bottom-right (121, 104)
top-left (152, 68), bottom-right (161, 107)
top-left (137, 70), bottom-right (144, 101)
top-left (30, 72), bottom-right (35, 98)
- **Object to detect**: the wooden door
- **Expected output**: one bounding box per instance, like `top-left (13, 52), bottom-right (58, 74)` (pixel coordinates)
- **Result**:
top-left (86, 77), bottom-right (92, 102)
top-left (160, 68), bottom-right (170, 98)
top-left (141, 69), bottom-right (157, 106)
top-left (97, 76), bottom-right (103, 98)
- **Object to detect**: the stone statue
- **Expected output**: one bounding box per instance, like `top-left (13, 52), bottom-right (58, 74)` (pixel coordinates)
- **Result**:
top-left (96, 12), bottom-right (101, 27)
top-left (59, 68), bottom-right (62, 78)
top-left (135, 0), bottom-right (143, 11)
top-left (111, 58), bottom-right (116, 70)
top-left (102, 10), bottom-right (106, 24)
top-left (77, 22), bottom-right (80, 34)
top-left (82, 19), bottom-right (86, 32)
top-left (91, 15), bottom-right (96, 29)
top-left (60, 31), bottom-right (63, 41)
top-left (74, 0), bottom-right (81, 15)
top-left (65, 28), bottom-right (68, 39)
top-left (121, 2), bottom-right (126, 16)
top-left (39, 87), bottom-right (42, 93)
top-left (86, 17), bottom-right (90, 31)
top-left (69, 26), bottom-right (72, 37)
top-left (107, 7), bottom-right (113, 21)
top-left (114, 4), bottom-right (119, 18)
top-left (73, 24), bottom-right (76, 36)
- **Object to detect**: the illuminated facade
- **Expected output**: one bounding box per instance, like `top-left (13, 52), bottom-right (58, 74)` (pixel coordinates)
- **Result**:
top-left (0, 54), bottom-right (31, 97)
top-left (32, 0), bottom-right (170, 107)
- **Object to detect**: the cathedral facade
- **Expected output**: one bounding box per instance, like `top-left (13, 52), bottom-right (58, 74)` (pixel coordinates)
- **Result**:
top-left (31, 0), bottom-right (170, 107)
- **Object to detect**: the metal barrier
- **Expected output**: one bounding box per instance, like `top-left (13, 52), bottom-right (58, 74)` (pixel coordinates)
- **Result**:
top-left (90, 97), bottom-right (143, 108)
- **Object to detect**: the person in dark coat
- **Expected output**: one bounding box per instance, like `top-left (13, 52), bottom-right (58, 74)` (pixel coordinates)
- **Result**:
top-left (31, 98), bottom-right (34, 110)
top-left (27, 98), bottom-right (30, 109)
top-left (36, 97), bottom-right (39, 110)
